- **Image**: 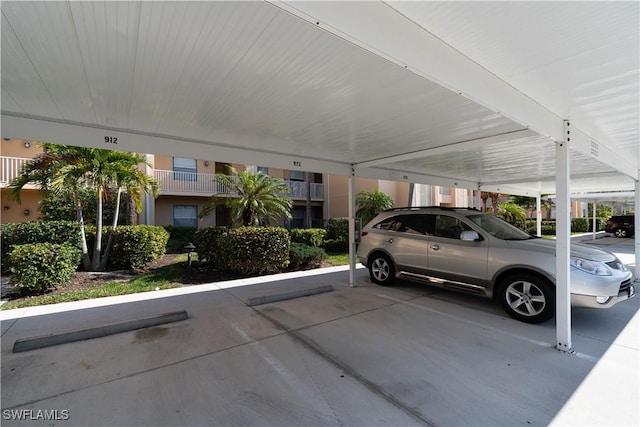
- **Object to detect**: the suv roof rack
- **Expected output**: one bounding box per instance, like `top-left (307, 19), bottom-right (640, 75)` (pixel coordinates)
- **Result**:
top-left (384, 206), bottom-right (481, 212)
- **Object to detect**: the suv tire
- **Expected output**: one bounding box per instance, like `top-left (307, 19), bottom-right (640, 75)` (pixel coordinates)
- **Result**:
top-left (614, 228), bottom-right (629, 238)
top-left (368, 253), bottom-right (396, 286)
top-left (498, 273), bottom-right (554, 324)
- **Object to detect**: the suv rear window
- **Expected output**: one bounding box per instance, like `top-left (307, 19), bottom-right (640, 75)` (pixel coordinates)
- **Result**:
top-left (373, 214), bottom-right (428, 235)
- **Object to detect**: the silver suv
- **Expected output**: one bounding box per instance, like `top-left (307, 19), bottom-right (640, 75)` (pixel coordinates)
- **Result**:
top-left (357, 207), bottom-right (634, 323)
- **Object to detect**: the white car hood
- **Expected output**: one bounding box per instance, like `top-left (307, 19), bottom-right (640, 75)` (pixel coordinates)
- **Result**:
top-left (505, 238), bottom-right (616, 262)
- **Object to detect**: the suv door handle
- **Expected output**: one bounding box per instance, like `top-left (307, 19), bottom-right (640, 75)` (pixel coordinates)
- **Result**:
top-left (430, 244), bottom-right (440, 251)
top-left (387, 238), bottom-right (394, 243)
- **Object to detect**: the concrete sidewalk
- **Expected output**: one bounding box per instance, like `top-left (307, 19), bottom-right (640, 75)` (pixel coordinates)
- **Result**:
top-left (1, 249), bottom-right (638, 426)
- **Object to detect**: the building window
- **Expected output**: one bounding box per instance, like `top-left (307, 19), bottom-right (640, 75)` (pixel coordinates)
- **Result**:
top-left (289, 170), bottom-right (304, 181)
top-left (173, 157), bottom-right (197, 181)
top-left (257, 166), bottom-right (269, 175)
top-left (173, 205), bottom-right (198, 227)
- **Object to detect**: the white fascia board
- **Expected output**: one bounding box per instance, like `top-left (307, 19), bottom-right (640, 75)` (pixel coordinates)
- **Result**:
top-left (480, 171), bottom-right (629, 187)
top-left (357, 166), bottom-right (478, 190)
top-left (275, 1), bottom-right (635, 180)
top-left (355, 129), bottom-right (536, 169)
top-left (1, 114), bottom-right (351, 176)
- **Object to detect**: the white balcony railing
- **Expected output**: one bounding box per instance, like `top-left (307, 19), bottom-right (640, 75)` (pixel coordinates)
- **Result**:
top-left (1, 156), bottom-right (30, 185)
top-left (154, 169), bottom-right (324, 200)
top-left (0, 161), bottom-right (325, 200)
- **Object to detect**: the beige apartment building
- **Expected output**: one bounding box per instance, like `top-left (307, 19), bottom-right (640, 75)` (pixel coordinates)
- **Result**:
top-left (1, 138), bottom-right (482, 227)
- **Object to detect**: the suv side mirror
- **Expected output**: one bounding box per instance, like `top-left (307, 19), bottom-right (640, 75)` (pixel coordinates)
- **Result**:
top-left (460, 230), bottom-right (481, 241)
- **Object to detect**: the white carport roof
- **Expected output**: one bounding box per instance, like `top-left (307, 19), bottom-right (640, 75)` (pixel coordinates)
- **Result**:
top-left (1, 1), bottom-right (638, 196)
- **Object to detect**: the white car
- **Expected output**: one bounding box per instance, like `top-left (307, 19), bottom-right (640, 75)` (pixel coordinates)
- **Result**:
top-left (357, 207), bottom-right (635, 323)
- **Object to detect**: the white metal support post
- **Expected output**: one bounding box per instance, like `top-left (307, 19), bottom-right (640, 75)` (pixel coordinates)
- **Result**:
top-left (348, 166), bottom-right (357, 287)
top-left (635, 177), bottom-right (640, 282)
top-left (556, 121), bottom-right (572, 352)
top-left (536, 195), bottom-right (542, 236)
top-left (591, 202), bottom-right (597, 240)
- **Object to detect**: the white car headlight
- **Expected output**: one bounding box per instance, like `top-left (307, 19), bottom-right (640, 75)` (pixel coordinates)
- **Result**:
top-left (571, 257), bottom-right (612, 276)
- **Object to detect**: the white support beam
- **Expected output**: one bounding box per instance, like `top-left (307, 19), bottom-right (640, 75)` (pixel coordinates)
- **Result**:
top-left (555, 121), bottom-right (572, 353)
top-left (536, 196), bottom-right (542, 236)
top-left (357, 166), bottom-right (478, 192)
top-left (355, 129), bottom-right (536, 169)
top-left (635, 178), bottom-right (640, 283)
top-left (1, 114), bottom-right (352, 177)
top-left (348, 166), bottom-right (357, 287)
top-left (567, 125), bottom-right (638, 180)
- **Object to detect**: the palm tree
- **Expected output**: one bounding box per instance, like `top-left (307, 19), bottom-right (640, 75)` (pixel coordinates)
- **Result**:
top-left (200, 167), bottom-right (292, 226)
top-left (496, 202), bottom-right (526, 228)
top-left (9, 144), bottom-right (157, 271)
top-left (356, 189), bottom-right (394, 225)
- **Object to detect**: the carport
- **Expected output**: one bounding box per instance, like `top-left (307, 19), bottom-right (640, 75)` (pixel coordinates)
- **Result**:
top-left (1, 1), bottom-right (638, 352)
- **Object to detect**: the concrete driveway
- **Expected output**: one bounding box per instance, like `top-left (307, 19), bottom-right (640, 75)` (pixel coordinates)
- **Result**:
top-left (1, 238), bottom-right (638, 426)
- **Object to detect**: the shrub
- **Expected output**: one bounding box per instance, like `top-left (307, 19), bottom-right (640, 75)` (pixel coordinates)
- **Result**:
top-left (322, 218), bottom-right (349, 253)
top-left (108, 226), bottom-right (169, 270)
top-left (164, 226), bottom-right (198, 253)
top-left (325, 218), bottom-right (349, 241)
top-left (223, 227), bottom-right (290, 275)
top-left (571, 218), bottom-right (589, 233)
top-left (289, 243), bottom-right (327, 270)
top-left (193, 226), bottom-right (228, 268)
top-left (322, 238), bottom-right (349, 253)
top-left (9, 243), bottom-right (81, 295)
top-left (289, 228), bottom-right (326, 247)
top-left (194, 226), bottom-right (290, 275)
top-left (1, 221), bottom-right (81, 273)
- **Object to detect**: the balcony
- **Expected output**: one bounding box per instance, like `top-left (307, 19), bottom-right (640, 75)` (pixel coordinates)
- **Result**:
top-left (0, 161), bottom-right (324, 200)
top-left (1, 157), bottom-right (31, 187)
top-left (154, 169), bottom-right (324, 200)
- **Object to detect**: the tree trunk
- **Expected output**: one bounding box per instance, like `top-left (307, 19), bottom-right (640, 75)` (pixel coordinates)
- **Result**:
top-left (75, 197), bottom-right (92, 271)
top-left (92, 187), bottom-right (104, 271)
top-left (100, 187), bottom-right (122, 271)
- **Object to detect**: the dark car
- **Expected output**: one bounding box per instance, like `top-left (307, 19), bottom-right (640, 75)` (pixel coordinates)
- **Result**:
top-left (604, 215), bottom-right (634, 238)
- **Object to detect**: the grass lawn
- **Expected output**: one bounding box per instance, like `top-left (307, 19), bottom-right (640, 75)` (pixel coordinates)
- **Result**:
top-left (1, 252), bottom-right (351, 310)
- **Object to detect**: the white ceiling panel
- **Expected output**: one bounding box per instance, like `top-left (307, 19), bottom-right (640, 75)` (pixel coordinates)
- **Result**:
top-left (1, 1), bottom-right (638, 196)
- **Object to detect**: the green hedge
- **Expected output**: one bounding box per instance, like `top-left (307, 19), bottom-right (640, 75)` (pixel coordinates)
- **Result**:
top-left (322, 218), bottom-right (349, 253)
top-left (1, 221), bottom-right (81, 273)
top-left (195, 226), bottom-right (290, 275)
top-left (289, 243), bottom-right (327, 270)
top-left (9, 243), bottom-right (81, 295)
top-left (108, 226), bottom-right (169, 270)
top-left (289, 228), bottom-right (326, 247)
top-left (325, 218), bottom-right (349, 241)
top-left (193, 226), bottom-right (228, 269)
top-left (164, 226), bottom-right (198, 253)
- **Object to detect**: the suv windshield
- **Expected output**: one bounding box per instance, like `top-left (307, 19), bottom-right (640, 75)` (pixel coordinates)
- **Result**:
top-left (467, 214), bottom-right (533, 240)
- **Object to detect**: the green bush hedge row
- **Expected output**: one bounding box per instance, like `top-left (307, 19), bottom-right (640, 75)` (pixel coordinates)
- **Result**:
top-left (289, 242), bottom-right (327, 270)
top-left (9, 243), bottom-right (81, 294)
top-left (107, 226), bottom-right (169, 270)
top-left (1, 221), bottom-right (81, 273)
top-left (289, 228), bottom-right (326, 247)
top-left (526, 218), bottom-right (605, 235)
top-left (164, 226), bottom-right (198, 253)
top-left (194, 226), bottom-right (290, 275)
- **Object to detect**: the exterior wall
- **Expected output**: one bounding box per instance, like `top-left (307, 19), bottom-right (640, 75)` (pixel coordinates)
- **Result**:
top-left (1, 188), bottom-right (42, 223)
top-left (327, 176), bottom-right (410, 218)
top-left (154, 196), bottom-right (217, 227)
top-left (0, 138), bottom-right (44, 158)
